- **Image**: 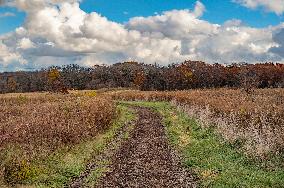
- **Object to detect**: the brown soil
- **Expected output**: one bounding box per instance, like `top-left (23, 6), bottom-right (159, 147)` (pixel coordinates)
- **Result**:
top-left (69, 117), bottom-right (135, 188)
top-left (96, 107), bottom-right (196, 188)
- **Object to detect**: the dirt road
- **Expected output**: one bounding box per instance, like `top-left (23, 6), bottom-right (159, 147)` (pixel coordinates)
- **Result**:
top-left (96, 107), bottom-right (196, 188)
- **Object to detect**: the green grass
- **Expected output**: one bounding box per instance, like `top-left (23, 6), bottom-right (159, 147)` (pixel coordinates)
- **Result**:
top-left (1, 104), bottom-right (135, 188)
top-left (4, 100), bottom-right (284, 187)
top-left (81, 104), bottom-right (136, 187)
top-left (120, 101), bottom-right (284, 188)
top-left (81, 159), bottom-right (109, 187)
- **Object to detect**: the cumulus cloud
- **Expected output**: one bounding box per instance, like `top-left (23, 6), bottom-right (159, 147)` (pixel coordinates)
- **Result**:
top-left (0, 41), bottom-right (27, 66)
top-left (0, 0), bottom-right (283, 71)
top-left (17, 38), bottom-right (35, 49)
top-left (270, 28), bottom-right (284, 58)
top-left (234, 0), bottom-right (284, 15)
top-left (2, 0), bottom-right (80, 11)
top-left (126, 5), bottom-right (280, 63)
top-left (194, 26), bottom-right (279, 62)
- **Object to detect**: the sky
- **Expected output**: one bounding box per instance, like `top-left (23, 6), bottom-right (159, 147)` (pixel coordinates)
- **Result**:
top-left (0, 0), bottom-right (284, 71)
top-left (80, 0), bottom-right (283, 27)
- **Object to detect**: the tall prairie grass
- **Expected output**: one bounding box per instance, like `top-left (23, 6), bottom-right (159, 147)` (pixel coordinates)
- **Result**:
top-left (0, 92), bottom-right (115, 185)
top-left (110, 89), bottom-right (284, 157)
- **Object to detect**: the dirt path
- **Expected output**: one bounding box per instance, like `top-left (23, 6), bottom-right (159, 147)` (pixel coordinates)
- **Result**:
top-left (96, 107), bottom-right (196, 188)
top-left (69, 117), bottom-right (135, 188)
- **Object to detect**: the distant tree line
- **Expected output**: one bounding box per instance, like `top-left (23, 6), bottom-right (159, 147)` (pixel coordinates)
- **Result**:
top-left (1, 61), bottom-right (284, 93)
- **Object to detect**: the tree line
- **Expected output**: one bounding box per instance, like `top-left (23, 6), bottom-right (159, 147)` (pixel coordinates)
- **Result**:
top-left (1, 61), bottom-right (284, 93)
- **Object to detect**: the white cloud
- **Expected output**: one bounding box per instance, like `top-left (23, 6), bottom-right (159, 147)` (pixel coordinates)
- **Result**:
top-left (193, 1), bottom-right (205, 17)
top-left (17, 37), bottom-right (35, 49)
top-left (270, 28), bottom-right (284, 58)
top-left (234, 0), bottom-right (284, 15)
top-left (0, 41), bottom-right (27, 67)
top-left (0, 0), bottom-right (283, 71)
top-left (2, 0), bottom-right (80, 11)
top-left (0, 12), bottom-right (15, 18)
top-left (126, 4), bottom-right (280, 63)
top-left (193, 25), bottom-right (279, 63)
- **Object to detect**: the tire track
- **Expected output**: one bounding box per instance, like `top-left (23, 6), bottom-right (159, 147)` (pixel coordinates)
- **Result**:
top-left (96, 107), bottom-right (196, 188)
top-left (69, 114), bottom-right (136, 188)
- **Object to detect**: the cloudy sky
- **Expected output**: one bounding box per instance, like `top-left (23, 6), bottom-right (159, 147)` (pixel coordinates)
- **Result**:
top-left (0, 0), bottom-right (284, 71)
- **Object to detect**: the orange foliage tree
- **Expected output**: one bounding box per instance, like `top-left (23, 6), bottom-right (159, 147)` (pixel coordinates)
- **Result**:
top-left (134, 71), bottom-right (146, 89)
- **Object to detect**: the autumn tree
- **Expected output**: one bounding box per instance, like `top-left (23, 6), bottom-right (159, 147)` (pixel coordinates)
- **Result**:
top-left (1, 61), bottom-right (284, 94)
top-left (134, 71), bottom-right (146, 89)
top-left (7, 76), bottom-right (17, 93)
top-left (48, 68), bottom-right (68, 93)
top-left (178, 63), bottom-right (194, 88)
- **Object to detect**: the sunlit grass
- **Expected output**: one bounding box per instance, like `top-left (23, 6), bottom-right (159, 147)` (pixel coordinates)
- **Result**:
top-left (111, 89), bottom-right (284, 156)
top-left (120, 101), bottom-right (284, 188)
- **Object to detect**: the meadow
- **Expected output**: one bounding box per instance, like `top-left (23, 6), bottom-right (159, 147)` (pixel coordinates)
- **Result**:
top-left (1, 88), bottom-right (284, 187)
top-left (110, 88), bottom-right (284, 157)
top-left (0, 91), bottom-right (117, 186)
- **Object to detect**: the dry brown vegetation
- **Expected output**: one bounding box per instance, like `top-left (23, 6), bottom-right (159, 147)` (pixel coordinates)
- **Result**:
top-left (110, 89), bottom-right (284, 157)
top-left (0, 92), bottom-right (115, 184)
top-left (1, 88), bottom-right (283, 186)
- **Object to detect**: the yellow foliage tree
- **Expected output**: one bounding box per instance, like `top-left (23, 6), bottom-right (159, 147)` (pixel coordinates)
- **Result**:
top-left (7, 77), bottom-right (17, 92)
top-left (48, 68), bottom-right (62, 92)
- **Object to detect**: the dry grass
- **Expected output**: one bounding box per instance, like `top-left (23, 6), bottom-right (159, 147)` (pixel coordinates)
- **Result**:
top-left (0, 92), bottom-right (115, 185)
top-left (0, 92), bottom-right (115, 150)
top-left (110, 89), bottom-right (284, 157)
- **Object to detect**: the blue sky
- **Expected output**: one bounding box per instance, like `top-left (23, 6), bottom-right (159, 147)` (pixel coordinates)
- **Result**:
top-left (0, 0), bottom-right (283, 34)
top-left (0, 7), bottom-right (25, 34)
top-left (0, 0), bottom-right (284, 71)
top-left (81, 0), bottom-right (283, 26)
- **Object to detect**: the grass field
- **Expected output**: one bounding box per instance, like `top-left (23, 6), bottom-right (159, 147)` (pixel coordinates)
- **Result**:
top-left (120, 101), bottom-right (284, 187)
top-left (110, 89), bottom-right (284, 157)
top-left (1, 89), bottom-right (284, 187)
top-left (0, 92), bottom-right (132, 187)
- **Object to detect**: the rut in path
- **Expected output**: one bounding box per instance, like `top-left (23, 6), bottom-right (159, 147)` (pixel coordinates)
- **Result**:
top-left (96, 107), bottom-right (196, 188)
